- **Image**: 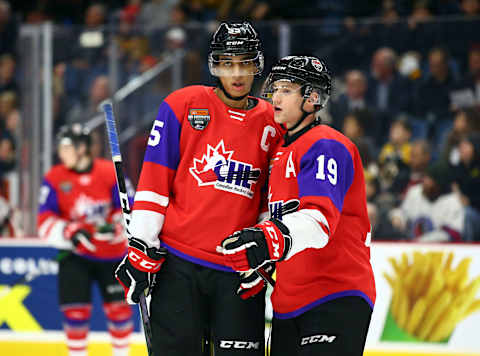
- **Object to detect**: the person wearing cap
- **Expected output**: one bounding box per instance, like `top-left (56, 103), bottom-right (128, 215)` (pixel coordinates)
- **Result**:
top-left (390, 161), bottom-right (465, 242)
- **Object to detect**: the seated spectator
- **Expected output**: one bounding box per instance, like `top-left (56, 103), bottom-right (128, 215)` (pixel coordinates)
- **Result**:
top-left (378, 117), bottom-right (412, 194)
top-left (341, 109), bottom-right (377, 160)
top-left (365, 168), bottom-right (408, 240)
top-left (404, 139), bottom-right (432, 194)
top-left (367, 47), bottom-right (412, 141)
top-left (440, 107), bottom-right (480, 165)
top-left (450, 46), bottom-right (480, 111)
top-left (446, 0), bottom-right (480, 67)
top-left (0, 0), bottom-right (18, 56)
top-left (367, 47), bottom-right (412, 117)
top-left (407, 0), bottom-right (442, 57)
top-left (137, 0), bottom-right (180, 31)
top-left (0, 130), bottom-right (14, 176)
top-left (367, 0), bottom-right (410, 54)
top-left (413, 47), bottom-right (457, 142)
top-left (0, 90), bottom-right (17, 125)
top-left (454, 133), bottom-right (480, 241)
top-left (389, 162), bottom-right (464, 242)
top-left (0, 54), bottom-right (17, 95)
top-left (329, 69), bottom-right (374, 131)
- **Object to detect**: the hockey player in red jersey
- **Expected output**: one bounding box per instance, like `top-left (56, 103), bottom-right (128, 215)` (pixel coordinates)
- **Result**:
top-left (38, 124), bottom-right (134, 356)
top-left (221, 56), bottom-right (376, 356)
top-left (114, 22), bottom-right (283, 355)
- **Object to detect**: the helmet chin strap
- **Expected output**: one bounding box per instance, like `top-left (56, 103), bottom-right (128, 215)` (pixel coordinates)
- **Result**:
top-left (217, 78), bottom-right (249, 101)
top-left (287, 98), bottom-right (315, 132)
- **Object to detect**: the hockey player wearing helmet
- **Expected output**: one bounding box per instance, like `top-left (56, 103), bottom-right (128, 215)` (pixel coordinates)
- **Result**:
top-left (56, 123), bottom-right (93, 170)
top-left (221, 56), bottom-right (376, 355)
top-left (114, 22), bottom-right (282, 355)
top-left (38, 123), bottom-right (135, 356)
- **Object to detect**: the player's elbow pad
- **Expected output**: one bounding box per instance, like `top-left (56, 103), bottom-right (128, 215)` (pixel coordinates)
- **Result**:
top-left (282, 210), bottom-right (329, 260)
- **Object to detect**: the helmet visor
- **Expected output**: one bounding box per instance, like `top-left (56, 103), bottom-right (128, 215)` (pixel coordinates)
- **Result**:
top-left (261, 73), bottom-right (329, 107)
top-left (208, 53), bottom-right (264, 77)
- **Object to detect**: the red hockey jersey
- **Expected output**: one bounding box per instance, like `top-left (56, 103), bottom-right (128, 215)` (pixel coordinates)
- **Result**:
top-left (129, 85), bottom-right (282, 270)
top-left (37, 159), bottom-right (131, 261)
top-left (268, 124), bottom-right (376, 318)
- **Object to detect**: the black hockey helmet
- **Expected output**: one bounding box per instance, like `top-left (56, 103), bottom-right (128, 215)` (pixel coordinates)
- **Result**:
top-left (208, 22), bottom-right (264, 77)
top-left (57, 123), bottom-right (92, 149)
top-left (261, 55), bottom-right (332, 109)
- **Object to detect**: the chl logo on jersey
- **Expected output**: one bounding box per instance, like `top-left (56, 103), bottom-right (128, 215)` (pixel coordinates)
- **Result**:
top-left (269, 199), bottom-right (300, 220)
top-left (189, 140), bottom-right (260, 198)
top-left (188, 109), bottom-right (210, 130)
top-left (71, 193), bottom-right (110, 225)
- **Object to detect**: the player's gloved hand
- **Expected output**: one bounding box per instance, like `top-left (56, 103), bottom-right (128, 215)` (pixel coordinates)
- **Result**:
top-left (115, 237), bottom-right (167, 304)
top-left (64, 221), bottom-right (97, 253)
top-left (237, 263), bottom-right (275, 299)
top-left (221, 219), bottom-right (292, 272)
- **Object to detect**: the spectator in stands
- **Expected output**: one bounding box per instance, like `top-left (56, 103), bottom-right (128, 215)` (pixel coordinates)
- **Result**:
top-left (367, 47), bottom-right (412, 141)
top-left (407, 0), bottom-right (441, 57)
top-left (413, 47), bottom-right (457, 141)
top-left (0, 54), bottom-right (17, 95)
top-left (446, 0), bottom-right (480, 69)
top-left (378, 117), bottom-right (412, 195)
top-left (137, 0), bottom-right (179, 30)
top-left (71, 3), bottom-right (108, 73)
top-left (341, 108), bottom-right (377, 160)
top-left (66, 75), bottom-right (110, 158)
top-left (0, 0), bottom-right (17, 56)
top-left (432, 0), bottom-right (461, 15)
top-left (390, 162), bottom-right (464, 241)
top-left (440, 107), bottom-right (480, 165)
top-left (461, 0), bottom-right (480, 16)
top-left (368, 47), bottom-right (411, 114)
top-left (67, 75), bottom-right (109, 123)
top-left (329, 70), bottom-right (374, 131)
top-left (0, 130), bottom-right (14, 176)
top-left (454, 133), bottom-right (480, 241)
top-left (379, 117), bottom-right (412, 165)
top-left (450, 47), bottom-right (480, 110)
top-left (405, 139), bottom-right (432, 193)
top-left (0, 90), bottom-right (17, 126)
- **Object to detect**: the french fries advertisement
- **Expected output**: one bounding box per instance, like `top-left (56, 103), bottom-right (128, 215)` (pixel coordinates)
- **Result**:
top-left (382, 251), bottom-right (480, 342)
top-left (366, 243), bottom-right (480, 354)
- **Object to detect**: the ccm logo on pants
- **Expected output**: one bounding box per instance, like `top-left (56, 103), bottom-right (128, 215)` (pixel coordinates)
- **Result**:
top-left (301, 334), bottom-right (336, 345)
top-left (219, 340), bottom-right (260, 349)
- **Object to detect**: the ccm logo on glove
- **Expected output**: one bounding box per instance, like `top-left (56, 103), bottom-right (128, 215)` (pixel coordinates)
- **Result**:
top-left (265, 224), bottom-right (281, 259)
top-left (128, 247), bottom-right (163, 272)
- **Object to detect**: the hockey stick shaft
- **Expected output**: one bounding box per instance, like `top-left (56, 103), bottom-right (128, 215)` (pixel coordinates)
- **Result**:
top-left (101, 100), bottom-right (155, 356)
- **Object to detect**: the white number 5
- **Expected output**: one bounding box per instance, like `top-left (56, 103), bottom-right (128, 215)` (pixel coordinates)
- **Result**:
top-left (316, 155), bottom-right (337, 185)
top-left (148, 120), bottom-right (165, 147)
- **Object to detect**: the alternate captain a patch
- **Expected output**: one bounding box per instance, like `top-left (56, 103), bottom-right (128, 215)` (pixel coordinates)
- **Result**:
top-left (188, 109), bottom-right (210, 130)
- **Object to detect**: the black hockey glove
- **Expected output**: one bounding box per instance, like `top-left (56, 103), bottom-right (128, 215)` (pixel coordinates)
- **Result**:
top-left (64, 221), bottom-right (97, 253)
top-left (221, 219), bottom-right (292, 272)
top-left (237, 263), bottom-right (275, 300)
top-left (115, 237), bottom-right (167, 305)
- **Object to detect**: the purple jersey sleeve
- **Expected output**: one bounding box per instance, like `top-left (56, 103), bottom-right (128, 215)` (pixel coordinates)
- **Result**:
top-left (143, 101), bottom-right (182, 170)
top-left (111, 176), bottom-right (135, 210)
top-left (38, 179), bottom-right (60, 214)
top-left (298, 139), bottom-right (354, 212)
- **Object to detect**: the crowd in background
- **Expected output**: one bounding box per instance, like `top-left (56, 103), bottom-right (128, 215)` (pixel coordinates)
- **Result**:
top-left (1, 0), bottom-right (480, 241)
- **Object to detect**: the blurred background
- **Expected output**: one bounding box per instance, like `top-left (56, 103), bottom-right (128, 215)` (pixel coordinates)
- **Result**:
top-left (1, 0), bottom-right (480, 355)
